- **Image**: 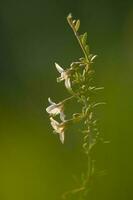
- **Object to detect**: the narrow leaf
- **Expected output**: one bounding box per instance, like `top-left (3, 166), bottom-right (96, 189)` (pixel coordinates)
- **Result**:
top-left (72, 20), bottom-right (76, 24)
top-left (79, 34), bottom-right (83, 41)
top-left (82, 32), bottom-right (87, 46)
top-left (75, 20), bottom-right (80, 31)
top-left (91, 55), bottom-right (97, 62)
top-left (94, 87), bottom-right (104, 91)
top-left (85, 45), bottom-right (89, 54)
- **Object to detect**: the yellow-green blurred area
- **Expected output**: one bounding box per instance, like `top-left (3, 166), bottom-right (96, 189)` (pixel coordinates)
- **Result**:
top-left (0, 0), bottom-right (133, 199)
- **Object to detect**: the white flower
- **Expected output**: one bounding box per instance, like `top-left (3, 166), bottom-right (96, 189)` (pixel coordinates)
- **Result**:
top-left (55, 62), bottom-right (72, 90)
top-left (46, 98), bottom-right (65, 121)
top-left (50, 117), bottom-right (65, 143)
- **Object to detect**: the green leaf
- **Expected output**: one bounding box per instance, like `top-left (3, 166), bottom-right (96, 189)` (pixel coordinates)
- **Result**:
top-left (75, 19), bottom-right (80, 31)
top-left (85, 45), bottom-right (89, 54)
top-left (82, 32), bottom-right (87, 46)
top-left (90, 55), bottom-right (97, 62)
top-left (94, 87), bottom-right (104, 91)
top-left (82, 69), bottom-right (86, 77)
top-left (79, 34), bottom-right (83, 41)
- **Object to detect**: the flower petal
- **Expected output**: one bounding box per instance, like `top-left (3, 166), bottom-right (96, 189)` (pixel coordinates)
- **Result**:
top-left (60, 111), bottom-right (66, 121)
top-left (48, 97), bottom-right (56, 105)
top-left (61, 71), bottom-right (66, 80)
top-left (55, 62), bottom-right (64, 73)
top-left (50, 117), bottom-right (59, 132)
top-left (57, 77), bottom-right (64, 82)
top-left (65, 78), bottom-right (71, 90)
top-left (46, 105), bottom-right (60, 115)
top-left (59, 132), bottom-right (64, 144)
top-left (49, 117), bottom-right (66, 143)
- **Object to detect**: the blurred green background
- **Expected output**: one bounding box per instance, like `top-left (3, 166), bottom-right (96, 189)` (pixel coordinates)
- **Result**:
top-left (0, 0), bottom-right (133, 199)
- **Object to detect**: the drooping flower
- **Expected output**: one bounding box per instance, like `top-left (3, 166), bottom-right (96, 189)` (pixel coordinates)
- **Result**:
top-left (46, 98), bottom-right (65, 121)
top-left (55, 62), bottom-right (72, 90)
top-left (50, 117), bottom-right (66, 143)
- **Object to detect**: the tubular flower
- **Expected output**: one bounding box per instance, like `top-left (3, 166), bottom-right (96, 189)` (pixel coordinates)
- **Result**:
top-left (55, 62), bottom-right (72, 90)
top-left (46, 98), bottom-right (65, 121)
top-left (50, 117), bottom-right (66, 143)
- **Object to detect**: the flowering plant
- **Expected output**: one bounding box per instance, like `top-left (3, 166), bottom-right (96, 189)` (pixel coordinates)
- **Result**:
top-left (46, 13), bottom-right (106, 199)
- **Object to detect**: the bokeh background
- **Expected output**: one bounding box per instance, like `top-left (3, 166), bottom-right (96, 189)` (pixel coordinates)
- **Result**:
top-left (0, 0), bottom-right (133, 199)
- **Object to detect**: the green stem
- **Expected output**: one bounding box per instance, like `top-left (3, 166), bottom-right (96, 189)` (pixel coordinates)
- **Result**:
top-left (62, 95), bottom-right (75, 103)
top-left (67, 16), bottom-right (89, 63)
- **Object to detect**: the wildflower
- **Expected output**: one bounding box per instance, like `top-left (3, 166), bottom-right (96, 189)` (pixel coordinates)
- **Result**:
top-left (55, 62), bottom-right (72, 90)
top-left (50, 117), bottom-right (66, 143)
top-left (46, 98), bottom-right (65, 121)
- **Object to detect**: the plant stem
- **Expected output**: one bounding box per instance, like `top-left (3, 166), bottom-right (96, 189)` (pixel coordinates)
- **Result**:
top-left (67, 15), bottom-right (89, 63)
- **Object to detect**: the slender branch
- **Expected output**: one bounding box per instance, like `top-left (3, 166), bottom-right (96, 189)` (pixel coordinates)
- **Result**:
top-left (67, 14), bottom-right (89, 63)
top-left (62, 95), bottom-right (75, 103)
top-left (62, 186), bottom-right (85, 200)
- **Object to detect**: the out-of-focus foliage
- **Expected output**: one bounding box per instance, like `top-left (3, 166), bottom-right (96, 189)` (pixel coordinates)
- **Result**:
top-left (0, 0), bottom-right (133, 200)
